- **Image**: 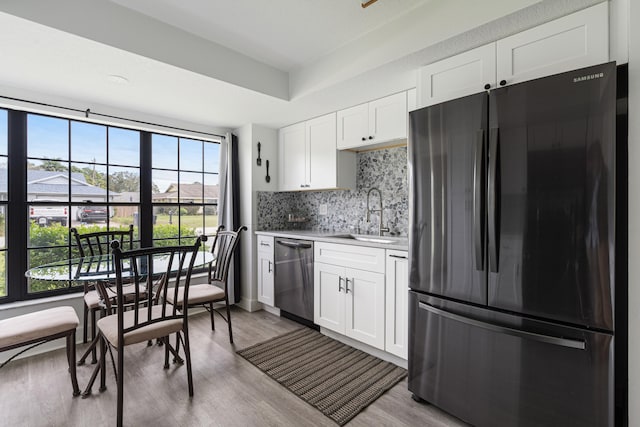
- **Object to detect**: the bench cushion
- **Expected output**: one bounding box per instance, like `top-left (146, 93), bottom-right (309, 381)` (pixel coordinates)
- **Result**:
top-left (0, 306), bottom-right (79, 350)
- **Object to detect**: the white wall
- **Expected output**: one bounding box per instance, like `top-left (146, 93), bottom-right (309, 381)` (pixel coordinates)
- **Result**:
top-left (235, 123), bottom-right (278, 312)
top-left (627, 0), bottom-right (639, 423)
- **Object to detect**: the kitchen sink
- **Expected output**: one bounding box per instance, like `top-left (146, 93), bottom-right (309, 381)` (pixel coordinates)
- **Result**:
top-left (330, 234), bottom-right (403, 245)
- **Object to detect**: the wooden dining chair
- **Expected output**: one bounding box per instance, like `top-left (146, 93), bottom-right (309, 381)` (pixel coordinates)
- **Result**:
top-left (166, 225), bottom-right (246, 343)
top-left (70, 225), bottom-right (134, 363)
top-left (94, 237), bottom-right (202, 427)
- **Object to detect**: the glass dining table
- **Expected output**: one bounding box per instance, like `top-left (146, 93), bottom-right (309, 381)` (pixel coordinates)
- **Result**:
top-left (25, 250), bottom-right (214, 396)
top-left (25, 251), bottom-right (214, 284)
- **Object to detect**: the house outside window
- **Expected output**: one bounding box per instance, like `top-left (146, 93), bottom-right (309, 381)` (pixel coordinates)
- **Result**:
top-left (151, 134), bottom-right (219, 252)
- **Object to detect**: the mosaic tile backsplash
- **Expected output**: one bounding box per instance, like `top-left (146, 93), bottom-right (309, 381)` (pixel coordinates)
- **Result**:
top-left (257, 146), bottom-right (408, 236)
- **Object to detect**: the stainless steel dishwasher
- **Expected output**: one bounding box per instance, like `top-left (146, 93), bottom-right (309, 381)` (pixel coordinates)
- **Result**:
top-left (274, 238), bottom-right (315, 325)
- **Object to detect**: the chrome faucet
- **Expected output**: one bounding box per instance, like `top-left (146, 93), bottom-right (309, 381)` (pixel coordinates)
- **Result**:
top-left (366, 187), bottom-right (390, 236)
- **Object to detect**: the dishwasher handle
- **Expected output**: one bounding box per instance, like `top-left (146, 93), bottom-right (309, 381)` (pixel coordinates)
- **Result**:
top-left (276, 239), bottom-right (313, 249)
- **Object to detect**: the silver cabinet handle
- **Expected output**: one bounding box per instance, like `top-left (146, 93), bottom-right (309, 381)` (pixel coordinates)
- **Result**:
top-left (389, 254), bottom-right (407, 259)
top-left (268, 261), bottom-right (272, 273)
top-left (260, 242), bottom-right (271, 247)
top-left (345, 278), bottom-right (352, 293)
top-left (338, 276), bottom-right (344, 292)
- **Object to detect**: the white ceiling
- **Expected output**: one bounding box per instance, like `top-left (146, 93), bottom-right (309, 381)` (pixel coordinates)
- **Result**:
top-left (0, 0), bottom-right (548, 132)
top-left (108, 0), bottom-right (432, 71)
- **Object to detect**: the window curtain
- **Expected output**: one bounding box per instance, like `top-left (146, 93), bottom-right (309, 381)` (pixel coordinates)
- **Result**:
top-left (217, 133), bottom-right (241, 303)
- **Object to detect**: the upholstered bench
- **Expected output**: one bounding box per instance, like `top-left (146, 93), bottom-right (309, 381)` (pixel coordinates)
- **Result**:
top-left (0, 306), bottom-right (81, 396)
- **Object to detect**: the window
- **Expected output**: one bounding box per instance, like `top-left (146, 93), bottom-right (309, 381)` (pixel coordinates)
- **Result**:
top-left (26, 114), bottom-right (141, 294)
top-left (151, 134), bottom-right (220, 254)
top-left (0, 107), bottom-right (222, 303)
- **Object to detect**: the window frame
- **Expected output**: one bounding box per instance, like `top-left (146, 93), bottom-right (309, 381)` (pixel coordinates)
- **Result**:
top-left (0, 108), bottom-right (222, 304)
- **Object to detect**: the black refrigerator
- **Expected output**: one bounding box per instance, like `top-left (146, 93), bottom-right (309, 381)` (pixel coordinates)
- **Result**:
top-left (408, 62), bottom-right (619, 427)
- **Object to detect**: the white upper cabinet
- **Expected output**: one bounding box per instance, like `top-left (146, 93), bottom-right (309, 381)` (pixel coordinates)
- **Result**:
top-left (337, 92), bottom-right (407, 150)
top-left (416, 3), bottom-right (609, 109)
top-left (407, 88), bottom-right (418, 112)
top-left (278, 122), bottom-right (306, 191)
top-left (336, 103), bottom-right (368, 150)
top-left (307, 113), bottom-right (337, 189)
top-left (418, 43), bottom-right (496, 108)
top-left (496, 2), bottom-right (608, 87)
top-left (279, 113), bottom-right (355, 191)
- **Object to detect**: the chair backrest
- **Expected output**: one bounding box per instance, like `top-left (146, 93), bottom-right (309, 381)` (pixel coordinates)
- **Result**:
top-left (71, 224), bottom-right (134, 257)
top-left (106, 237), bottom-right (202, 337)
top-left (208, 225), bottom-right (225, 257)
top-left (209, 226), bottom-right (246, 289)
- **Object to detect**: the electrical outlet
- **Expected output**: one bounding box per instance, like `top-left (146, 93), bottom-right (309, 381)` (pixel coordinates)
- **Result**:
top-left (319, 204), bottom-right (328, 216)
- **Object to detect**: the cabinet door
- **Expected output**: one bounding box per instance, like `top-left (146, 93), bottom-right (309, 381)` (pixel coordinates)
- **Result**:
top-left (314, 262), bottom-right (345, 333)
top-left (257, 236), bottom-right (274, 306)
top-left (418, 43), bottom-right (496, 108)
top-left (385, 250), bottom-right (408, 359)
top-left (345, 268), bottom-right (385, 350)
top-left (368, 91), bottom-right (407, 144)
top-left (496, 2), bottom-right (608, 86)
top-left (306, 113), bottom-right (337, 189)
top-left (279, 123), bottom-right (306, 190)
top-left (336, 103), bottom-right (369, 149)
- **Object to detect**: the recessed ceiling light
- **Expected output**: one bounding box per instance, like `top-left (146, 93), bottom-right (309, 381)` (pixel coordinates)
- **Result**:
top-left (106, 74), bottom-right (129, 84)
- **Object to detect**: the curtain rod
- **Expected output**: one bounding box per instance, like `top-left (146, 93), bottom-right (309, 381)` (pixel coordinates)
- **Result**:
top-left (0, 94), bottom-right (226, 139)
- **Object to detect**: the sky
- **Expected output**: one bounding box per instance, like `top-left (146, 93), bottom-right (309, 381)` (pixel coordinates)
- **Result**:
top-left (23, 113), bottom-right (220, 193)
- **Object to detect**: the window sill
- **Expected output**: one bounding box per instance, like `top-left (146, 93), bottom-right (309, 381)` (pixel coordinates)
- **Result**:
top-left (0, 292), bottom-right (84, 312)
top-left (1, 271), bottom-right (210, 311)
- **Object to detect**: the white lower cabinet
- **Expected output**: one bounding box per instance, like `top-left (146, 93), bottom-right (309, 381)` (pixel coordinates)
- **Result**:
top-left (314, 242), bottom-right (385, 350)
top-left (385, 250), bottom-right (408, 359)
top-left (257, 235), bottom-right (275, 306)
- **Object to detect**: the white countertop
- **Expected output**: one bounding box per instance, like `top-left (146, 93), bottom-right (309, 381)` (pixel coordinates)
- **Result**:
top-left (255, 230), bottom-right (408, 251)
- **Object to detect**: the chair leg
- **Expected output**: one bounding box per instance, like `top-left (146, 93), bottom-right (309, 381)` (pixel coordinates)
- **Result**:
top-left (117, 344), bottom-right (124, 427)
top-left (210, 302), bottom-right (215, 331)
top-left (90, 309), bottom-right (97, 364)
top-left (182, 328), bottom-right (194, 397)
top-left (99, 335), bottom-right (107, 393)
top-left (67, 330), bottom-right (80, 397)
top-left (83, 303), bottom-right (89, 344)
top-left (225, 297), bottom-right (233, 344)
top-left (164, 336), bottom-right (170, 369)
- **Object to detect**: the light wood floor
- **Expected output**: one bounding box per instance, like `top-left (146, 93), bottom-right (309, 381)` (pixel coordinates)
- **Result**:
top-left (0, 308), bottom-right (467, 427)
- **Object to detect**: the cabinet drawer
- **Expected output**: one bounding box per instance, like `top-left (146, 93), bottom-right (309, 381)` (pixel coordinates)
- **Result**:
top-left (315, 242), bottom-right (385, 273)
top-left (257, 235), bottom-right (274, 255)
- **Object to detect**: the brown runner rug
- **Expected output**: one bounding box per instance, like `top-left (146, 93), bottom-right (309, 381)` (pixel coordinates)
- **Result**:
top-left (237, 328), bottom-right (407, 425)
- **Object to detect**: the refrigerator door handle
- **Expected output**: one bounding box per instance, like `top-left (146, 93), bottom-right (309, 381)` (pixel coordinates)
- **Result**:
top-left (488, 127), bottom-right (499, 273)
top-left (473, 129), bottom-right (485, 270)
top-left (418, 302), bottom-right (586, 350)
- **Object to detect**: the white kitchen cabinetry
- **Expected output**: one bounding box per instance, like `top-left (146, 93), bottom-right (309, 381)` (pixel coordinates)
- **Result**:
top-left (417, 3), bottom-right (608, 108)
top-left (279, 113), bottom-right (355, 191)
top-left (257, 235), bottom-right (275, 307)
top-left (337, 92), bottom-right (407, 150)
top-left (314, 243), bottom-right (385, 350)
top-left (279, 122), bottom-right (306, 191)
top-left (418, 43), bottom-right (496, 108)
top-left (385, 250), bottom-right (408, 359)
top-left (496, 2), bottom-right (608, 87)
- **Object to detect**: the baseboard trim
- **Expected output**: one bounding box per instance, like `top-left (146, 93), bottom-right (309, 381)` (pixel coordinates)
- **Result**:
top-left (238, 297), bottom-right (261, 312)
top-left (320, 328), bottom-right (407, 369)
